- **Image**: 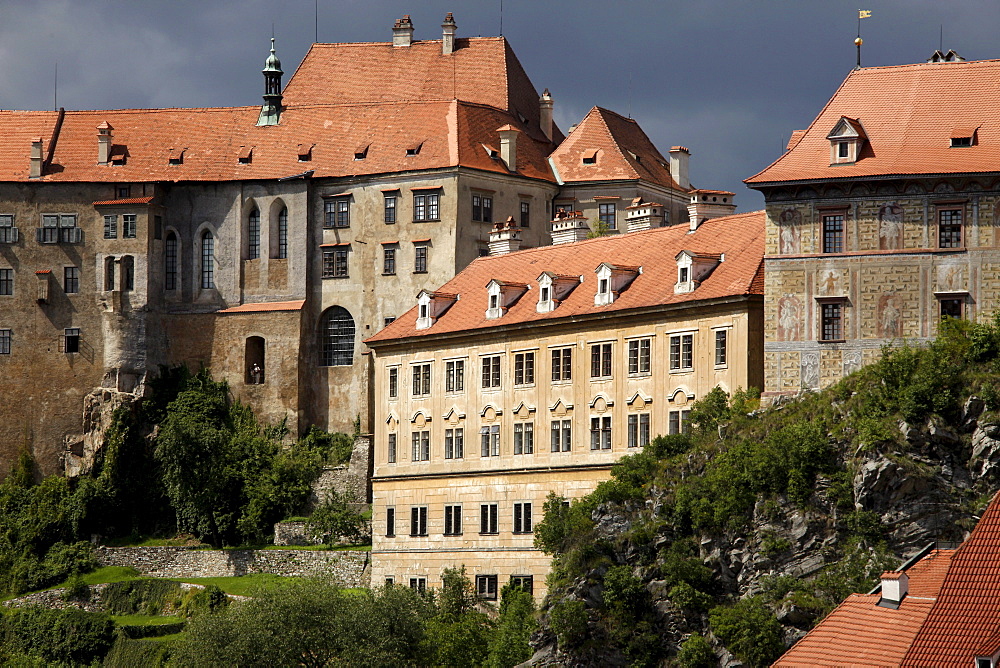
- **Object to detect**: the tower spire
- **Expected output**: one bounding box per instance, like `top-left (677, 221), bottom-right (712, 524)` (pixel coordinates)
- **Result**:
top-left (257, 37), bottom-right (284, 126)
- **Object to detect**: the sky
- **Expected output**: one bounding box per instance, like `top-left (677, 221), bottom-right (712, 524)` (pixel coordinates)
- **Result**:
top-left (2, 1), bottom-right (1000, 209)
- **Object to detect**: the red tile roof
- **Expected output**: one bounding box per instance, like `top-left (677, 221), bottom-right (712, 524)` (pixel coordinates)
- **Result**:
top-left (92, 196), bottom-right (154, 206)
top-left (366, 210), bottom-right (764, 343)
top-left (549, 107), bottom-right (685, 191)
top-left (217, 300), bottom-right (304, 314)
top-left (747, 59), bottom-right (1000, 184)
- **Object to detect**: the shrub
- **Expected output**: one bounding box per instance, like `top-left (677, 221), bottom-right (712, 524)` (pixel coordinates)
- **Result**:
top-left (669, 582), bottom-right (712, 612)
top-left (0, 607), bottom-right (115, 665)
top-left (677, 633), bottom-right (715, 668)
top-left (101, 578), bottom-right (181, 616)
top-left (305, 493), bottom-right (370, 545)
top-left (61, 573), bottom-right (90, 602)
top-left (709, 596), bottom-right (784, 667)
top-left (601, 565), bottom-right (645, 612)
top-left (549, 599), bottom-right (588, 650)
top-left (486, 584), bottom-right (537, 668)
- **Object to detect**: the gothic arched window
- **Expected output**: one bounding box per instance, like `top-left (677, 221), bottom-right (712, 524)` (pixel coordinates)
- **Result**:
top-left (319, 306), bottom-right (355, 366)
top-left (165, 232), bottom-right (178, 290)
top-left (277, 207), bottom-right (288, 259)
top-left (248, 207), bottom-right (261, 259)
top-left (201, 231), bottom-right (215, 289)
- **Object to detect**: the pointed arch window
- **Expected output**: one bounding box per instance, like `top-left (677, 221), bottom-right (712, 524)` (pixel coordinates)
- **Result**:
top-left (201, 231), bottom-right (215, 289)
top-left (248, 208), bottom-right (261, 259)
top-left (165, 232), bottom-right (178, 290)
top-left (277, 207), bottom-right (288, 259)
top-left (320, 306), bottom-right (355, 366)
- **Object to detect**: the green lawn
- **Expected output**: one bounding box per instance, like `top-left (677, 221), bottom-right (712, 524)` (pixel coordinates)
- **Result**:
top-left (112, 614), bottom-right (185, 626)
top-left (168, 574), bottom-right (305, 596)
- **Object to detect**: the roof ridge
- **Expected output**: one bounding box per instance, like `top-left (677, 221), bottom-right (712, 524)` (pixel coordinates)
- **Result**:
top-left (309, 36), bottom-right (504, 48)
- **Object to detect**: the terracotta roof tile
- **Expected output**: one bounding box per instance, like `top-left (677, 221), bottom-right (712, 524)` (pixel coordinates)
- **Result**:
top-left (366, 211), bottom-right (764, 343)
top-left (92, 196), bottom-right (154, 206)
top-left (217, 300), bottom-right (304, 314)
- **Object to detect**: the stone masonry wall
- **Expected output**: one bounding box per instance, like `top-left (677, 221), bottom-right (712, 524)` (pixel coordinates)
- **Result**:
top-left (309, 435), bottom-right (373, 507)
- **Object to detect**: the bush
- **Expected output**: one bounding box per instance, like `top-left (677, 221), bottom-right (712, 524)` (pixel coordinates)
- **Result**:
top-left (602, 565), bottom-right (645, 612)
top-left (305, 493), bottom-right (370, 545)
top-left (677, 633), bottom-right (715, 668)
top-left (549, 599), bottom-right (588, 650)
top-left (709, 597), bottom-right (784, 667)
top-left (669, 582), bottom-right (712, 612)
top-left (101, 578), bottom-right (181, 616)
top-left (486, 584), bottom-right (537, 668)
top-left (61, 573), bottom-right (90, 602)
top-left (0, 607), bottom-right (115, 665)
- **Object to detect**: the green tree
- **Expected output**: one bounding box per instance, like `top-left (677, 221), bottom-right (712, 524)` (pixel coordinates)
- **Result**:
top-left (305, 492), bottom-right (369, 545)
top-left (486, 584), bottom-right (537, 668)
top-left (425, 567), bottom-right (495, 667)
top-left (709, 596), bottom-right (784, 667)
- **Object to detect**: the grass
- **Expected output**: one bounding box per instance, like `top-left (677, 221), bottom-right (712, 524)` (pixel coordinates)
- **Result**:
top-left (102, 535), bottom-right (204, 548)
top-left (146, 632), bottom-right (185, 643)
top-left (168, 574), bottom-right (306, 596)
top-left (259, 543), bottom-right (371, 551)
top-left (112, 614), bottom-right (185, 626)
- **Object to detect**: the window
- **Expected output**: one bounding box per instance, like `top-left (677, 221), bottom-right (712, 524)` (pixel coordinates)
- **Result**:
top-left (386, 507), bottom-right (395, 536)
top-left (0, 269), bottom-right (12, 296)
top-left (414, 193), bottom-right (439, 221)
top-left (414, 245), bottom-right (428, 273)
top-left (514, 422), bottom-right (534, 454)
top-left (590, 416), bottom-right (612, 450)
top-left (480, 504), bottom-right (498, 534)
top-left (121, 256), bottom-right (134, 291)
top-left (247, 209), bottom-right (260, 259)
top-left (482, 355), bottom-right (501, 389)
top-left (669, 334), bottom-right (694, 371)
top-left (837, 141), bottom-right (849, 158)
top-left (445, 428), bottom-right (464, 459)
top-left (324, 198), bottom-right (350, 228)
top-left (64, 266), bottom-right (79, 294)
top-left (319, 306), bottom-right (355, 366)
top-left (104, 215), bottom-right (118, 239)
top-left (409, 577), bottom-right (427, 593)
top-left (104, 258), bottom-right (116, 291)
top-left (551, 347), bottom-right (572, 382)
top-left (476, 574), bottom-right (498, 600)
top-left (598, 278), bottom-right (609, 295)
top-left (117, 185), bottom-right (131, 199)
top-left (444, 505), bottom-right (462, 535)
top-left (40, 214), bottom-right (80, 244)
top-left (165, 233), bottom-right (178, 291)
top-left (123, 214), bottom-right (137, 239)
top-left (509, 575), bottom-right (533, 595)
top-left (628, 338), bottom-right (651, 374)
top-left (154, 215), bottom-right (162, 240)
top-left (679, 266), bottom-right (689, 283)
top-left (480, 425), bottom-right (500, 457)
top-left (669, 410), bottom-right (691, 435)
top-left (715, 330), bottom-right (728, 366)
top-left (383, 247), bottom-right (396, 275)
top-left (410, 507), bottom-right (428, 536)
top-left (514, 352), bottom-right (535, 385)
top-left (939, 209), bottom-right (963, 248)
top-left (513, 502), bottom-right (533, 533)
top-left (551, 420), bottom-right (572, 452)
top-left (472, 194), bottom-right (493, 223)
top-left (411, 431), bottom-right (430, 462)
top-left (63, 328), bottom-right (80, 354)
top-left (200, 231), bottom-right (214, 289)
top-left (821, 302), bottom-right (843, 341)
top-left (822, 214), bottom-right (844, 254)
top-left (322, 248), bottom-right (349, 278)
top-left (628, 413), bottom-right (651, 448)
top-left (412, 363), bottom-right (431, 396)
top-left (599, 202), bottom-right (617, 230)
top-left (520, 201), bottom-right (530, 227)
top-left (940, 298), bottom-right (963, 319)
top-left (0, 215), bottom-right (16, 243)
top-left (0, 328), bottom-right (9, 354)
top-left (387, 433), bottom-right (397, 464)
top-left (445, 360), bottom-right (465, 392)
top-left (277, 207), bottom-right (288, 259)
top-left (388, 367), bottom-right (399, 399)
top-left (384, 195), bottom-right (397, 223)
top-left (590, 343), bottom-right (612, 378)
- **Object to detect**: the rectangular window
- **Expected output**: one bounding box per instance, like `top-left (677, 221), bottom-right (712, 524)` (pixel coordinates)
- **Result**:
top-left (520, 201), bottom-right (530, 227)
top-left (414, 193), bottom-right (440, 222)
top-left (410, 431), bottom-right (430, 462)
top-left (510, 575), bottom-right (533, 595)
top-left (513, 422), bottom-right (534, 455)
top-left (409, 577), bottom-right (426, 593)
top-left (822, 214), bottom-right (844, 254)
top-left (628, 413), bottom-right (651, 448)
top-left (387, 433), bottom-right (397, 464)
top-left (715, 330), bottom-right (728, 366)
top-left (551, 420), bottom-right (572, 452)
top-left (480, 425), bottom-right (500, 457)
top-left (165, 234), bottom-right (178, 290)
top-left (0, 329), bottom-right (10, 355)
top-left (384, 195), bottom-right (397, 223)
top-left (513, 502), bottom-right (533, 533)
top-left (446, 360), bottom-right (465, 392)
top-left (551, 347), bottom-right (572, 382)
top-left (445, 428), bottom-right (464, 459)
top-left (821, 302), bottom-right (843, 341)
top-left (412, 363), bottom-right (431, 396)
top-left (410, 506), bottom-right (428, 536)
top-left (444, 505), bottom-right (463, 536)
top-left (838, 141), bottom-right (849, 158)
top-left (669, 334), bottom-right (694, 371)
top-left (476, 574), bottom-right (498, 600)
top-left (590, 416), bottom-right (612, 450)
top-left (388, 367), bottom-right (398, 399)
top-left (599, 202), bottom-right (617, 230)
top-left (514, 352), bottom-right (535, 385)
top-left (472, 194), bottom-right (493, 223)
top-left (64, 266), bottom-right (79, 294)
top-left (940, 298), bottom-right (963, 319)
top-left (0, 269), bottom-right (12, 296)
top-left (628, 338), bottom-right (651, 374)
top-left (590, 343), bottom-right (612, 378)
top-left (480, 504), bottom-right (499, 534)
top-left (669, 410), bottom-right (691, 435)
top-left (0, 215), bottom-right (16, 244)
top-left (414, 245), bottom-right (428, 273)
top-left (322, 248), bottom-right (349, 278)
top-left (104, 215), bottom-right (117, 239)
top-left (939, 209), bottom-right (963, 248)
top-left (324, 198), bottom-right (350, 228)
top-left (123, 214), bottom-right (137, 239)
top-left (481, 355), bottom-right (501, 389)
top-left (64, 328), bottom-right (80, 354)
top-left (383, 247), bottom-right (396, 275)
top-left (386, 507), bottom-right (395, 537)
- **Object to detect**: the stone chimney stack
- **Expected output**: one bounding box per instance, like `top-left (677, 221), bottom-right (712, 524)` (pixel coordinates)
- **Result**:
top-left (29, 137), bottom-right (43, 178)
top-left (497, 125), bottom-right (519, 172)
top-left (489, 217), bottom-right (522, 256)
top-left (687, 190), bottom-right (737, 230)
top-left (97, 122), bottom-right (113, 165)
top-left (441, 13), bottom-right (457, 55)
top-left (539, 89), bottom-right (554, 141)
top-left (879, 571), bottom-right (908, 607)
top-left (393, 15), bottom-right (414, 47)
top-left (669, 146), bottom-right (690, 190)
top-left (550, 210), bottom-right (591, 245)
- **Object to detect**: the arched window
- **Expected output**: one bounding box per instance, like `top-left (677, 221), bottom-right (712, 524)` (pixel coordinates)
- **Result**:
top-left (248, 207), bottom-right (261, 259)
top-left (246, 336), bottom-right (265, 384)
top-left (319, 306), bottom-right (355, 366)
top-left (104, 257), bottom-right (116, 291)
top-left (165, 232), bottom-right (178, 291)
top-left (121, 255), bottom-right (134, 291)
top-left (201, 231), bottom-right (215, 289)
top-left (277, 207), bottom-right (288, 259)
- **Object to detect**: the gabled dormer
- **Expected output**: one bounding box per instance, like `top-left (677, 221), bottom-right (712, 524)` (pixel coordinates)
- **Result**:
top-left (594, 263), bottom-right (640, 306)
top-left (675, 250), bottom-right (722, 294)
top-left (416, 290), bottom-right (458, 330)
top-left (536, 272), bottom-right (581, 313)
top-left (485, 279), bottom-right (529, 319)
top-left (827, 116), bottom-right (867, 165)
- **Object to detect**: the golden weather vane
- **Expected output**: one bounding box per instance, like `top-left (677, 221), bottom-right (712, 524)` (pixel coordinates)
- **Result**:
top-left (857, 9), bottom-right (872, 68)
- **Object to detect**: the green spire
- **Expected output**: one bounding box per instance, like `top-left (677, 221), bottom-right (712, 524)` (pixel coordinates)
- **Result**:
top-left (258, 37), bottom-right (283, 126)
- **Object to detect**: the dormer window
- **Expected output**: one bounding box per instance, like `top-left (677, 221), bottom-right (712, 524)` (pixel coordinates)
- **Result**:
top-left (238, 146), bottom-right (253, 164)
top-left (675, 251), bottom-right (722, 295)
top-left (419, 303), bottom-right (428, 319)
top-left (406, 142), bottom-right (423, 156)
top-left (485, 279), bottom-right (528, 320)
top-left (827, 117), bottom-right (866, 165)
top-left (594, 263), bottom-right (640, 306)
top-left (297, 143), bottom-right (314, 161)
top-left (354, 144), bottom-right (369, 160)
top-left (536, 272), bottom-right (579, 313)
top-left (582, 150), bottom-right (598, 165)
top-left (168, 148), bottom-right (185, 165)
top-left (950, 126), bottom-right (978, 148)
top-left (416, 290), bottom-right (458, 330)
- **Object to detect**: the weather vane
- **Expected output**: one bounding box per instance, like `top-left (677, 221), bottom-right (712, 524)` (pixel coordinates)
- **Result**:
top-left (857, 9), bottom-right (872, 68)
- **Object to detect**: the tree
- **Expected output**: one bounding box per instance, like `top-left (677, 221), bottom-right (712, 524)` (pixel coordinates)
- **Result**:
top-left (709, 596), bottom-right (784, 667)
top-left (486, 584), bottom-right (537, 668)
top-left (425, 567), bottom-right (495, 667)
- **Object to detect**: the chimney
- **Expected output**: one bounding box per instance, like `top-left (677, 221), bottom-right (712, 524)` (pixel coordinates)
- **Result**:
top-left (879, 571), bottom-right (908, 608)
top-left (97, 122), bottom-right (113, 165)
top-left (497, 124), bottom-right (520, 172)
top-left (686, 190), bottom-right (737, 230)
top-left (393, 15), bottom-right (414, 47)
top-left (441, 13), bottom-right (457, 55)
top-left (550, 210), bottom-right (590, 245)
top-left (489, 217), bottom-right (522, 256)
top-left (669, 146), bottom-right (690, 190)
top-left (29, 137), bottom-right (43, 178)
top-left (539, 89), bottom-right (554, 141)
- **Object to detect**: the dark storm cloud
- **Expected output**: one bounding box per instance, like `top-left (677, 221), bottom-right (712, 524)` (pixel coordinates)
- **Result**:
top-left (2, 0), bottom-right (999, 207)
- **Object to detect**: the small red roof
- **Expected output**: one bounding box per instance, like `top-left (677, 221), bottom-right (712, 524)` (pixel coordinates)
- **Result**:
top-left (92, 196), bottom-right (154, 206)
top-left (217, 300), bottom-right (304, 314)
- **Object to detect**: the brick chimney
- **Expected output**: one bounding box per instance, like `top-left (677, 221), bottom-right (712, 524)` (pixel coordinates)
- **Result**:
top-left (686, 190), bottom-right (737, 230)
top-left (97, 122), bottom-right (113, 165)
top-left (441, 13), bottom-right (457, 55)
top-left (29, 137), bottom-right (43, 178)
top-left (497, 124), bottom-right (519, 172)
top-left (878, 571), bottom-right (908, 608)
top-left (393, 15), bottom-right (414, 47)
top-left (550, 210), bottom-right (590, 245)
top-left (489, 217), bottom-right (522, 256)
top-left (539, 89), bottom-right (554, 141)
top-left (669, 146), bottom-right (690, 190)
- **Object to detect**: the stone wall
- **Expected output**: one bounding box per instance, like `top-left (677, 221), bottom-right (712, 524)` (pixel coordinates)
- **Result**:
top-left (310, 434), bottom-right (373, 506)
top-left (94, 546), bottom-right (370, 586)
